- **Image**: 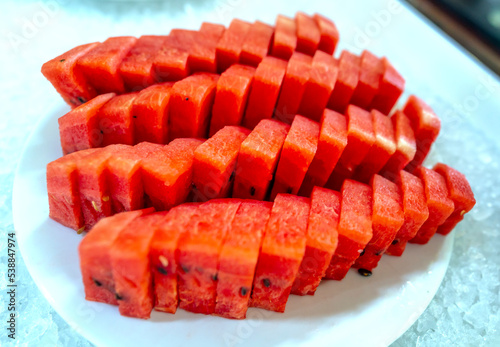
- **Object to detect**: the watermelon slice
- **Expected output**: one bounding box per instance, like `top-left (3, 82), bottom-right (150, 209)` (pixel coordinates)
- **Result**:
top-left (153, 35), bottom-right (190, 82)
top-left (325, 179), bottom-right (373, 280)
top-left (297, 50), bottom-right (338, 121)
top-left (350, 50), bottom-right (383, 110)
top-left (150, 203), bottom-right (200, 313)
top-left (240, 21), bottom-right (275, 67)
top-left (192, 126), bottom-right (250, 202)
top-left (250, 194), bottom-right (309, 312)
top-left (209, 64), bottom-right (256, 136)
top-left (243, 56), bottom-right (288, 129)
top-left (386, 170), bottom-right (429, 256)
top-left (169, 29), bottom-right (217, 74)
top-left (216, 19), bottom-right (252, 73)
top-left (215, 201), bottom-right (272, 319)
top-left (270, 115), bottom-right (320, 199)
top-left (141, 138), bottom-right (203, 211)
top-left (177, 199), bottom-right (242, 314)
top-left (271, 14), bottom-right (297, 60)
top-left (353, 175), bottom-right (404, 272)
top-left (274, 52), bottom-right (313, 124)
top-left (354, 110), bottom-right (397, 183)
top-left (169, 73), bottom-right (219, 140)
top-left (98, 93), bottom-right (138, 147)
top-left (58, 93), bottom-right (115, 155)
top-left (200, 22), bottom-right (226, 40)
top-left (299, 109), bottom-right (347, 196)
top-left (313, 13), bottom-right (339, 55)
top-left (77, 37), bottom-right (137, 94)
top-left (110, 212), bottom-right (168, 319)
top-left (433, 163), bottom-right (476, 235)
top-left (292, 187), bottom-right (340, 295)
top-left (41, 42), bottom-right (99, 107)
top-left (328, 50), bottom-right (361, 113)
top-left (47, 148), bottom-right (99, 231)
top-left (132, 83), bottom-right (173, 144)
top-left (233, 119), bottom-right (290, 200)
top-left (295, 12), bottom-right (321, 56)
top-left (369, 57), bottom-right (405, 115)
top-left (79, 208), bottom-right (154, 305)
top-left (324, 160), bottom-right (355, 192)
top-left (410, 167), bottom-right (455, 244)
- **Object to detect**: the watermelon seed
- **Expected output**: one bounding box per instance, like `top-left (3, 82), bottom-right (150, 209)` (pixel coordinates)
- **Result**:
top-left (360, 249), bottom-right (365, 256)
top-left (93, 279), bottom-right (102, 287)
top-left (262, 278), bottom-right (271, 287)
top-left (185, 97), bottom-right (189, 101)
top-left (250, 187), bottom-right (256, 196)
top-left (240, 287), bottom-right (248, 297)
top-left (391, 239), bottom-right (399, 245)
top-left (159, 255), bottom-right (169, 267)
top-left (211, 273), bottom-right (218, 281)
top-left (358, 269), bottom-right (372, 277)
top-left (181, 265), bottom-right (190, 273)
top-left (77, 226), bottom-right (85, 234)
top-left (157, 266), bottom-right (168, 275)
top-left (59, 59), bottom-right (65, 62)
top-left (100, 130), bottom-right (104, 134)
top-left (133, 116), bottom-right (137, 118)
top-left (115, 293), bottom-right (123, 300)
top-left (78, 96), bottom-right (87, 104)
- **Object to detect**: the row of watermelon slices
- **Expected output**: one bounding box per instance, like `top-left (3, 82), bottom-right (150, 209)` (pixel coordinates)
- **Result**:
top-left (79, 163), bottom-right (475, 321)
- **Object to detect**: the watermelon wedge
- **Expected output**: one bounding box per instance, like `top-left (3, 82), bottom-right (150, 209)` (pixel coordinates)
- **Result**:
top-left (153, 35), bottom-right (190, 82)
top-left (216, 19), bottom-right (252, 73)
top-left (295, 12), bottom-right (321, 56)
top-left (240, 21), bottom-right (275, 67)
top-left (328, 50), bottom-right (360, 113)
top-left (369, 57), bottom-right (405, 115)
top-left (271, 15), bottom-right (297, 60)
top-left (98, 92), bottom-right (138, 147)
top-left (313, 13), bottom-right (339, 55)
top-left (350, 50), bottom-right (382, 109)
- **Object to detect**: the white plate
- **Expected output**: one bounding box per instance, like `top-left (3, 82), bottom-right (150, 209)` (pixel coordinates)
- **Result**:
top-left (13, 103), bottom-right (454, 347)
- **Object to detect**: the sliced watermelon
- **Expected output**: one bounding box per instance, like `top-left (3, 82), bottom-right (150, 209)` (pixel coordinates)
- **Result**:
top-left (58, 93), bottom-right (115, 155)
top-left (77, 37), bottom-right (137, 94)
top-left (169, 29), bottom-right (217, 74)
top-left (177, 199), bottom-right (242, 314)
top-left (271, 14), bottom-right (297, 60)
top-left (98, 93), bottom-right (138, 147)
top-left (41, 42), bottom-right (99, 107)
top-left (199, 22), bottom-right (226, 40)
top-left (328, 51), bottom-right (360, 113)
top-left (250, 194), bottom-right (309, 312)
top-left (270, 115), bottom-right (319, 199)
top-left (153, 35), bottom-right (190, 82)
top-left (410, 167), bottom-right (455, 244)
top-left (233, 119), bottom-right (290, 200)
top-left (193, 126), bottom-right (250, 202)
top-left (369, 57), bottom-right (405, 115)
top-left (243, 56), bottom-right (288, 129)
top-left (169, 73), bottom-right (219, 140)
top-left (209, 64), bottom-right (256, 136)
top-left (386, 170), bottom-right (429, 256)
top-left (313, 13), bottom-right (339, 55)
top-left (433, 163), bottom-right (476, 235)
top-left (295, 12), bottom-right (321, 56)
top-left (215, 201), bottom-right (272, 319)
top-left (240, 21), bottom-right (275, 67)
top-left (350, 50), bottom-right (383, 110)
top-left (216, 19), bottom-right (252, 73)
top-left (353, 175), bottom-right (404, 272)
top-left (325, 179), bottom-right (373, 280)
top-left (292, 187), bottom-right (339, 295)
top-left (324, 160), bottom-right (355, 192)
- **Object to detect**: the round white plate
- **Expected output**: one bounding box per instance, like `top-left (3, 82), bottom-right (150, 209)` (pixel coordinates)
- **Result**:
top-left (12, 104), bottom-right (454, 347)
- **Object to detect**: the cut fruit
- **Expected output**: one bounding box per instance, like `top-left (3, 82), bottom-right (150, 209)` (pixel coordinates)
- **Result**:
top-left (98, 93), bottom-right (138, 147)
top-left (271, 14), bottom-right (297, 60)
top-left (313, 13), bottom-right (339, 55)
top-left (350, 50), bottom-right (383, 110)
top-left (295, 12), bottom-right (321, 56)
top-left (153, 35), bottom-right (190, 82)
top-left (369, 57), bottom-right (405, 115)
top-left (328, 50), bottom-right (360, 113)
top-left (216, 19), bottom-right (252, 73)
top-left (240, 21), bottom-right (275, 67)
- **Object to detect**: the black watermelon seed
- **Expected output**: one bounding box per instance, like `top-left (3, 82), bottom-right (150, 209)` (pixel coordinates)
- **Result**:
top-left (262, 278), bottom-right (271, 288)
top-left (59, 59), bottom-right (66, 63)
top-left (240, 287), bottom-right (248, 296)
top-left (375, 251), bottom-right (382, 256)
top-left (133, 115), bottom-right (137, 119)
top-left (360, 250), bottom-right (365, 256)
top-left (93, 279), bottom-right (102, 287)
top-left (358, 269), bottom-right (372, 277)
top-left (250, 187), bottom-right (256, 196)
top-left (157, 266), bottom-right (168, 275)
top-left (115, 293), bottom-right (123, 300)
top-left (77, 96), bottom-right (87, 104)
top-left (286, 187), bottom-right (293, 194)
top-left (100, 130), bottom-right (104, 134)
top-left (181, 265), bottom-right (190, 273)
top-left (185, 97), bottom-right (189, 101)
top-left (211, 273), bottom-right (218, 281)
top-left (392, 239), bottom-right (399, 245)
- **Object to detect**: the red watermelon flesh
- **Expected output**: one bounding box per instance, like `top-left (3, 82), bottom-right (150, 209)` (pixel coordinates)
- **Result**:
top-left (270, 115), bottom-right (319, 200)
top-left (169, 73), bottom-right (219, 140)
top-left (274, 52), bottom-right (313, 124)
top-left (41, 42), bottom-right (99, 107)
top-left (353, 175), bottom-right (404, 271)
top-left (215, 201), bottom-right (272, 319)
top-left (313, 13), bottom-right (339, 55)
top-left (132, 82), bottom-right (173, 144)
top-left (250, 194), bottom-right (309, 312)
top-left (232, 119), bottom-right (290, 200)
top-left (292, 187), bottom-right (340, 295)
top-left (141, 138), bottom-right (203, 211)
top-left (58, 93), bottom-right (115, 155)
top-left (47, 148), bottom-right (99, 231)
top-left (240, 21), bottom-right (275, 67)
top-left (77, 37), bottom-right (137, 94)
top-left (386, 170), bottom-right (429, 256)
top-left (79, 208), bottom-right (154, 305)
top-left (403, 95), bottom-right (441, 172)
top-left (328, 50), bottom-right (361, 113)
top-left (153, 35), bottom-right (190, 82)
top-left (243, 56), bottom-right (288, 129)
top-left (299, 109), bottom-right (347, 197)
top-left (369, 57), bottom-right (405, 115)
top-left (271, 14), bottom-right (297, 60)
top-left (295, 12), bottom-right (321, 56)
top-left (216, 19), bottom-right (252, 73)
top-left (193, 126), bottom-right (250, 202)
top-left (325, 179), bottom-right (373, 280)
top-left (350, 50), bottom-right (382, 109)
top-left (107, 142), bottom-right (164, 214)
top-left (119, 35), bottom-right (166, 91)
top-left (150, 203), bottom-right (200, 313)
top-left (110, 212), bottom-right (168, 319)
top-left (169, 29), bottom-right (217, 74)
top-left (209, 64), bottom-right (256, 136)
top-left (381, 110), bottom-right (417, 178)
top-left (433, 163), bottom-right (476, 235)
top-left (98, 93), bottom-right (138, 147)
top-left (410, 167), bottom-right (455, 244)
top-left (200, 22), bottom-right (226, 40)
top-left (177, 199), bottom-right (242, 314)
top-left (298, 50), bottom-right (338, 121)
top-left (354, 110), bottom-right (397, 183)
